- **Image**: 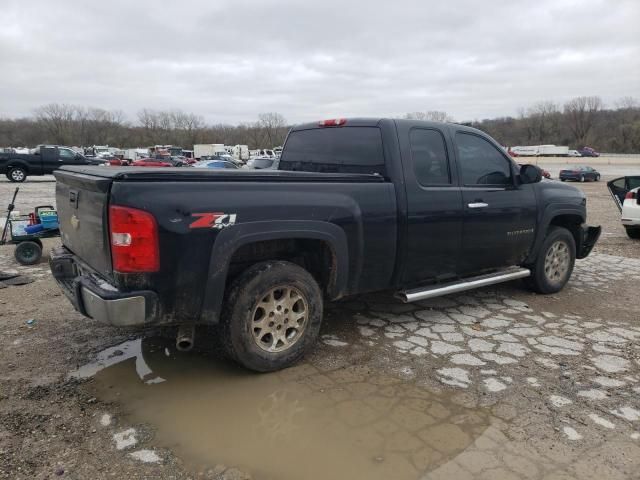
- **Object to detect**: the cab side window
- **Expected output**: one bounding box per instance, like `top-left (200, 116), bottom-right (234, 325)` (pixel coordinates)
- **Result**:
top-left (58, 148), bottom-right (75, 160)
top-left (456, 133), bottom-right (513, 186)
top-left (410, 129), bottom-right (450, 185)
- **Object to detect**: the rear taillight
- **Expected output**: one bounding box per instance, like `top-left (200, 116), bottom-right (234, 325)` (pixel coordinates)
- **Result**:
top-left (625, 191), bottom-right (637, 200)
top-left (318, 118), bottom-right (346, 127)
top-left (109, 205), bottom-right (159, 273)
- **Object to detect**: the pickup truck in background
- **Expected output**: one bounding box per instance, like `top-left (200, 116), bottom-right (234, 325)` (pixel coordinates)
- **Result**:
top-left (0, 145), bottom-right (94, 182)
top-left (49, 118), bottom-right (601, 372)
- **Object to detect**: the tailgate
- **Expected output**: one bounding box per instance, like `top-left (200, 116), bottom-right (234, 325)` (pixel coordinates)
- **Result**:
top-left (54, 170), bottom-right (113, 279)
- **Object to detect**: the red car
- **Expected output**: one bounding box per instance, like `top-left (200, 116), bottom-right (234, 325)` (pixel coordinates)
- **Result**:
top-left (132, 158), bottom-right (172, 167)
top-left (106, 157), bottom-right (130, 166)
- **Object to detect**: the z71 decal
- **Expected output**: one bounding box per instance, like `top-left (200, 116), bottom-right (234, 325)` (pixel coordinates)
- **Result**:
top-left (189, 212), bottom-right (237, 229)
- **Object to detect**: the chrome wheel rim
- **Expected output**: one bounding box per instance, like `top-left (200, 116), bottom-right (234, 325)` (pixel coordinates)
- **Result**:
top-left (251, 286), bottom-right (308, 353)
top-left (544, 240), bottom-right (570, 284)
top-left (11, 170), bottom-right (24, 181)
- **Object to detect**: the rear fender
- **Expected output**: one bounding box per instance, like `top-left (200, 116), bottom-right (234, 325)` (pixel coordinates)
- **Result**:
top-left (5, 160), bottom-right (30, 173)
top-left (199, 220), bottom-right (349, 324)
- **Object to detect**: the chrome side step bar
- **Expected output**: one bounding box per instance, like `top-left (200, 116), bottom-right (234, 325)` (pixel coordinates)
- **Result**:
top-left (396, 267), bottom-right (531, 303)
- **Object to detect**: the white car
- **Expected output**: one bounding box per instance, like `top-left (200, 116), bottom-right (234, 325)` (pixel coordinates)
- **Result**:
top-left (608, 176), bottom-right (640, 239)
top-left (568, 149), bottom-right (582, 157)
top-left (621, 187), bottom-right (640, 239)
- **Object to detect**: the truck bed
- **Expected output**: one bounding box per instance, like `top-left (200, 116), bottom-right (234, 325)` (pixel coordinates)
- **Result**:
top-left (53, 165), bottom-right (398, 326)
top-left (55, 166), bottom-right (387, 183)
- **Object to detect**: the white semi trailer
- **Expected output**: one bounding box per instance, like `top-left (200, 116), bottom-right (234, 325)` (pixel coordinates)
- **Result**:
top-left (194, 144), bottom-right (227, 159)
top-left (510, 145), bottom-right (569, 157)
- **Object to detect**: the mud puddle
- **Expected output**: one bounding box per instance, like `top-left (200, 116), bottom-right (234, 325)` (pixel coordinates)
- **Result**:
top-left (73, 337), bottom-right (494, 479)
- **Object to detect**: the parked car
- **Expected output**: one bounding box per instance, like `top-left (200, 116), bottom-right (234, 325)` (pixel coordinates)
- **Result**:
top-left (50, 117), bottom-right (600, 372)
top-left (201, 154), bottom-right (241, 166)
top-left (607, 175), bottom-right (640, 239)
top-left (559, 166), bottom-right (600, 182)
top-left (103, 155), bottom-right (129, 166)
top-left (0, 145), bottom-right (91, 182)
top-left (132, 158), bottom-right (173, 167)
top-left (193, 160), bottom-right (239, 169)
top-left (246, 157), bottom-right (280, 170)
top-left (568, 150), bottom-right (582, 157)
top-left (172, 155), bottom-right (196, 165)
top-left (578, 147), bottom-right (600, 157)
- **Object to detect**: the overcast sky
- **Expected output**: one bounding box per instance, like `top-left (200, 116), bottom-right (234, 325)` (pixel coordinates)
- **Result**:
top-left (1, 0), bottom-right (638, 124)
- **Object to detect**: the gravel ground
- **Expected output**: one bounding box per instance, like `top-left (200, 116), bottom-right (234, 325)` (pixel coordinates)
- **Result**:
top-left (1, 172), bottom-right (640, 479)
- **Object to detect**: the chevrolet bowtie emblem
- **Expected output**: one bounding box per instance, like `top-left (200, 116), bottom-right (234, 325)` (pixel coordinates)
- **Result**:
top-left (70, 215), bottom-right (80, 230)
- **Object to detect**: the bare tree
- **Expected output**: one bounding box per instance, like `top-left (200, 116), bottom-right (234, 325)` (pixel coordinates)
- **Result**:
top-left (563, 96), bottom-right (603, 146)
top-left (526, 101), bottom-right (560, 143)
top-left (33, 103), bottom-right (77, 145)
top-left (258, 112), bottom-right (287, 147)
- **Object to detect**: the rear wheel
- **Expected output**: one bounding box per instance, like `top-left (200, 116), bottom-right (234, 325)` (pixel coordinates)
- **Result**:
top-left (625, 226), bottom-right (640, 239)
top-left (7, 167), bottom-right (27, 183)
top-left (525, 227), bottom-right (576, 294)
top-left (221, 260), bottom-right (323, 372)
top-left (14, 241), bottom-right (42, 265)
top-left (560, 178), bottom-right (566, 182)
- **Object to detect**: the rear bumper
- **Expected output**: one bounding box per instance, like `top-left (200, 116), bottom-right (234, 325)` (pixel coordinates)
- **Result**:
top-left (49, 246), bottom-right (159, 327)
top-left (577, 224), bottom-right (601, 259)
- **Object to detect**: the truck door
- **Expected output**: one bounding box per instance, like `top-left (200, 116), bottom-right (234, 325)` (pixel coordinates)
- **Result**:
top-left (398, 125), bottom-right (464, 285)
top-left (39, 147), bottom-right (59, 174)
top-left (453, 131), bottom-right (537, 274)
top-left (57, 147), bottom-right (85, 168)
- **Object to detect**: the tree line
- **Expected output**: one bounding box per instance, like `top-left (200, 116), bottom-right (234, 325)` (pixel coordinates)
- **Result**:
top-left (0, 106), bottom-right (290, 150)
top-left (465, 96), bottom-right (640, 153)
top-left (1, 96), bottom-right (639, 152)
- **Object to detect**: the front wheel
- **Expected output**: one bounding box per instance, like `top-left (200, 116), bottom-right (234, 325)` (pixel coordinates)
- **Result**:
top-left (7, 167), bottom-right (27, 183)
top-left (221, 260), bottom-right (323, 372)
top-left (525, 227), bottom-right (576, 294)
top-left (595, 174), bottom-right (601, 181)
top-left (579, 175), bottom-right (585, 182)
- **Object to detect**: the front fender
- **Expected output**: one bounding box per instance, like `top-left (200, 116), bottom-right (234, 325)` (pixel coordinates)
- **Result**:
top-left (199, 220), bottom-right (349, 324)
top-left (525, 204), bottom-right (586, 264)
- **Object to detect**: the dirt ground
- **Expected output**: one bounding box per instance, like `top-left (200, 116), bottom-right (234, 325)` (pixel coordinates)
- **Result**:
top-left (1, 173), bottom-right (640, 480)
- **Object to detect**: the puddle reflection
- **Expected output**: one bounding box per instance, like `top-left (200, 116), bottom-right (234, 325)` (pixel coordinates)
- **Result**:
top-left (76, 337), bottom-right (493, 480)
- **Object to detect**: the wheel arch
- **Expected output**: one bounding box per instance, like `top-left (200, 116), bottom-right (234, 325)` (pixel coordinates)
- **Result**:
top-left (199, 220), bottom-right (349, 324)
top-left (7, 160), bottom-right (30, 173)
top-left (525, 207), bottom-right (585, 264)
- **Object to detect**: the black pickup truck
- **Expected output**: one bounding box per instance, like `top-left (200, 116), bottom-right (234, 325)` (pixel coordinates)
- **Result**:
top-left (0, 145), bottom-right (94, 182)
top-left (49, 118), bottom-right (601, 371)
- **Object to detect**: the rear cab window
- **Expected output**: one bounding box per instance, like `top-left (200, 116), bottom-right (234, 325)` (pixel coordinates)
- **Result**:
top-left (280, 127), bottom-right (387, 176)
top-left (409, 128), bottom-right (451, 185)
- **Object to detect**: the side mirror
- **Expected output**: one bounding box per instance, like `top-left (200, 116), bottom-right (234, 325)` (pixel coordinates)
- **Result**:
top-left (520, 164), bottom-right (542, 184)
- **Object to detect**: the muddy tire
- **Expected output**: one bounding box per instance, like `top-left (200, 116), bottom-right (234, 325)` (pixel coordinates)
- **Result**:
top-left (8, 167), bottom-right (27, 183)
top-left (625, 226), bottom-right (640, 239)
top-left (14, 241), bottom-right (42, 265)
top-left (525, 227), bottom-right (576, 294)
top-left (221, 260), bottom-right (323, 372)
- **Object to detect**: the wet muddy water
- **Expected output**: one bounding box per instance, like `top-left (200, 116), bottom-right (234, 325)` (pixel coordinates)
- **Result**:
top-left (74, 337), bottom-right (495, 479)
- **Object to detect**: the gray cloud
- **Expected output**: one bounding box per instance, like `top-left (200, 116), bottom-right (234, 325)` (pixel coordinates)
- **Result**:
top-left (1, 0), bottom-right (638, 124)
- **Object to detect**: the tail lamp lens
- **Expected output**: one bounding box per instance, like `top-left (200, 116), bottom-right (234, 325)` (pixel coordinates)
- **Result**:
top-left (625, 191), bottom-right (637, 200)
top-left (109, 205), bottom-right (159, 273)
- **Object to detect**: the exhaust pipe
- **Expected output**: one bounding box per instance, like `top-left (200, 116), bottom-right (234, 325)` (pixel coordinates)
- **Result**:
top-left (176, 325), bottom-right (195, 352)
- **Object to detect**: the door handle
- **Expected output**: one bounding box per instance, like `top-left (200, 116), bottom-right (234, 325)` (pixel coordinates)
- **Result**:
top-left (468, 202), bottom-right (489, 208)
